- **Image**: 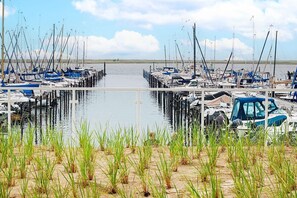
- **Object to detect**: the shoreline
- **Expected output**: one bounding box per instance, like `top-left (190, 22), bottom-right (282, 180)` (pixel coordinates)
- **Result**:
top-left (5, 59), bottom-right (297, 65)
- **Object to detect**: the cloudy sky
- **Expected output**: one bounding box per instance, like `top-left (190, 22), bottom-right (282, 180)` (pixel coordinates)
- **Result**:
top-left (3, 0), bottom-right (297, 60)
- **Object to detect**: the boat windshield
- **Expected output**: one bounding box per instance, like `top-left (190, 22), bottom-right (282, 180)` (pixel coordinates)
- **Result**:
top-left (268, 101), bottom-right (278, 113)
top-left (231, 98), bottom-right (280, 121)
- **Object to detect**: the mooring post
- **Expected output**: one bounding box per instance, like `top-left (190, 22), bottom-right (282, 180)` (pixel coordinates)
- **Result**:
top-left (7, 89), bottom-right (11, 133)
top-left (39, 95), bottom-right (42, 134)
top-left (104, 62), bottom-right (106, 76)
top-left (264, 90), bottom-right (268, 146)
top-left (201, 90), bottom-right (205, 135)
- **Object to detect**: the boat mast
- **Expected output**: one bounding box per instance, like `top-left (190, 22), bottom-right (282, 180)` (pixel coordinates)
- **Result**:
top-left (59, 24), bottom-right (64, 71)
top-left (52, 24), bottom-right (55, 71)
top-left (251, 16), bottom-right (255, 71)
top-left (1, 0), bottom-right (5, 80)
top-left (273, 31), bottom-right (277, 80)
top-left (164, 45), bottom-right (167, 67)
top-left (272, 31), bottom-right (278, 97)
top-left (231, 28), bottom-right (235, 73)
top-left (82, 40), bottom-right (85, 68)
top-left (193, 23), bottom-right (196, 78)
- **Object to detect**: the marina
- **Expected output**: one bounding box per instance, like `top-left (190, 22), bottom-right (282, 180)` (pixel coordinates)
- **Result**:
top-left (1, 0), bottom-right (297, 197)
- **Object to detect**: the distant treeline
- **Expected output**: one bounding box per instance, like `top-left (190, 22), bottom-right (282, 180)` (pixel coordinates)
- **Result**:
top-left (5, 59), bottom-right (297, 65)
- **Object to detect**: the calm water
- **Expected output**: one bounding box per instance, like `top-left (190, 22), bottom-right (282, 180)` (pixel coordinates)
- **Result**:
top-left (55, 63), bottom-right (172, 137)
top-left (42, 62), bottom-right (296, 138)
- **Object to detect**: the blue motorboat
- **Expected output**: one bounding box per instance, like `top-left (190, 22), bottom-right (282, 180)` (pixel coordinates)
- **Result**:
top-left (230, 96), bottom-right (288, 136)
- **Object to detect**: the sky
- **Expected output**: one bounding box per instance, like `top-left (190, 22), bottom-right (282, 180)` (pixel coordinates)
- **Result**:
top-left (2, 0), bottom-right (297, 60)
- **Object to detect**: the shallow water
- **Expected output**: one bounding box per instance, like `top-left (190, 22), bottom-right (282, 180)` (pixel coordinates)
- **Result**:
top-left (54, 63), bottom-right (172, 138)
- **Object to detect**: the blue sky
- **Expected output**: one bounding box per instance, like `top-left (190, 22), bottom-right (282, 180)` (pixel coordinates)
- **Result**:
top-left (3, 0), bottom-right (297, 60)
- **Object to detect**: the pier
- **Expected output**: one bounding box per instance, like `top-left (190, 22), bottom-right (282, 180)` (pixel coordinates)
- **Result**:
top-left (0, 68), bottom-right (105, 140)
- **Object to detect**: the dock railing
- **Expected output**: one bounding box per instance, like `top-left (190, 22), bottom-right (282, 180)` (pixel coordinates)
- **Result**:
top-left (1, 87), bottom-right (297, 141)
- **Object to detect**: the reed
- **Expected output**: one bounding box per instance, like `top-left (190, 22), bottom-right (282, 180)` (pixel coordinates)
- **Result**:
top-left (77, 122), bottom-right (95, 183)
top-left (18, 152), bottom-right (27, 179)
top-left (52, 176), bottom-right (69, 197)
top-left (0, 137), bottom-right (8, 169)
top-left (96, 124), bottom-right (108, 151)
top-left (32, 163), bottom-right (50, 194)
top-left (203, 174), bottom-right (223, 198)
top-left (154, 125), bottom-right (170, 146)
top-left (64, 144), bottom-right (78, 173)
top-left (62, 171), bottom-right (78, 198)
top-left (0, 181), bottom-right (11, 198)
top-left (118, 188), bottom-right (134, 198)
top-left (149, 173), bottom-right (167, 198)
top-left (236, 140), bottom-right (250, 170)
top-left (273, 160), bottom-right (296, 193)
top-left (174, 130), bottom-right (190, 165)
top-left (157, 152), bottom-right (172, 189)
top-left (35, 152), bottom-right (55, 180)
top-left (24, 125), bottom-right (35, 164)
top-left (187, 180), bottom-right (202, 197)
top-left (51, 130), bottom-right (64, 164)
top-left (129, 155), bottom-right (150, 196)
top-left (206, 133), bottom-right (219, 170)
top-left (119, 155), bottom-right (129, 184)
top-left (193, 124), bottom-right (204, 159)
top-left (78, 157), bottom-right (90, 187)
top-left (114, 130), bottom-right (125, 168)
top-left (129, 126), bottom-right (139, 153)
top-left (1, 155), bottom-right (16, 187)
top-left (89, 178), bottom-right (101, 198)
top-left (232, 166), bottom-right (262, 197)
top-left (198, 159), bottom-right (212, 183)
top-left (20, 178), bottom-right (28, 198)
top-left (103, 155), bottom-right (119, 194)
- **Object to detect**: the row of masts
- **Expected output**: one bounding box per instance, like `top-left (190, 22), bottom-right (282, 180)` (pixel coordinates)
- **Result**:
top-left (0, 1), bottom-right (87, 80)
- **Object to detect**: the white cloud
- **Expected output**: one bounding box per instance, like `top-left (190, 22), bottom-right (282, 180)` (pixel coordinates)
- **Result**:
top-left (72, 0), bottom-right (297, 41)
top-left (199, 38), bottom-right (252, 60)
top-left (67, 30), bottom-right (159, 58)
top-left (0, 4), bottom-right (15, 17)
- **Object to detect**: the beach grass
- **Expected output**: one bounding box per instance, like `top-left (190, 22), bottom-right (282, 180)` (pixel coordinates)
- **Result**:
top-left (0, 123), bottom-right (296, 197)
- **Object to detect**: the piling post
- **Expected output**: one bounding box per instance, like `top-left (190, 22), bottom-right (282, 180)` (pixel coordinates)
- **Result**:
top-left (7, 90), bottom-right (11, 132)
top-left (28, 99), bottom-right (31, 121)
top-left (201, 90), bottom-right (205, 135)
top-left (39, 96), bottom-right (42, 135)
top-left (59, 90), bottom-right (62, 120)
top-left (45, 94), bottom-right (48, 130)
top-left (34, 98), bottom-right (38, 143)
top-left (104, 62), bottom-right (106, 76)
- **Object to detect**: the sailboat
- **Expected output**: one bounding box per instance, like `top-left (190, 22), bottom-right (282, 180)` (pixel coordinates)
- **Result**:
top-left (0, 0), bottom-right (39, 97)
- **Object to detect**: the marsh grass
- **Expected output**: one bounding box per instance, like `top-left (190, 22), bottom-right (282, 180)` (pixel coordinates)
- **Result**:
top-left (51, 130), bottom-right (64, 164)
top-left (96, 124), bottom-right (108, 151)
top-left (77, 122), bottom-right (96, 185)
top-left (24, 126), bottom-right (35, 164)
top-left (157, 152), bottom-right (172, 189)
top-left (62, 171), bottom-right (78, 198)
top-left (149, 173), bottom-right (167, 198)
top-left (20, 178), bottom-right (28, 198)
top-left (1, 155), bottom-right (16, 187)
top-left (187, 180), bottom-right (202, 197)
top-left (52, 176), bottom-right (69, 197)
top-left (119, 155), bottom-right (129, 184)
top-left (18, 152), bottom-right (27, 179)
top-left (103, 156), bottom-right (119, 194)
top-left (0, 122), bottom-right (297, 197)
top-left (0, 181), bottom-right (11, 198)
top-left (129, 153), bottom-right (150, 196)
top-left (64, 145), bottom-right (78, 173)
